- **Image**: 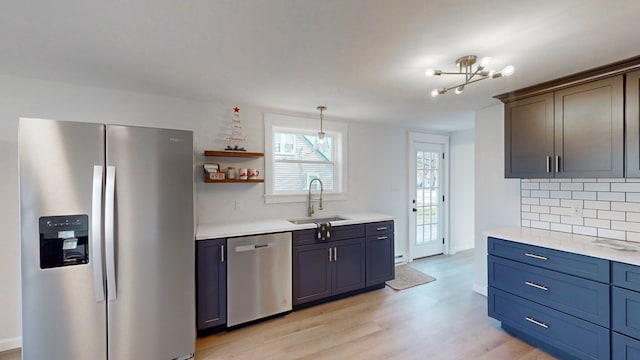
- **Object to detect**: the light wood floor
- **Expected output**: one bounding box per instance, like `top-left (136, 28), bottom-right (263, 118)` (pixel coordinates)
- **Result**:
top-left (0, 249), bottom-right (555, 360)
top-left (195, 249), bottom-right (555, 360)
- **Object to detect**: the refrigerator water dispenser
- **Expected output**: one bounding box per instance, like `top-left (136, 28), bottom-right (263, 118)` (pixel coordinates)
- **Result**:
top-left (39, 215), bottom-right (89, 269)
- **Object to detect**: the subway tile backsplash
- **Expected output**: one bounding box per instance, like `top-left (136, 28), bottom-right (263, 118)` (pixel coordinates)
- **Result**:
top-left (521, 178), bottom-right (640, 242)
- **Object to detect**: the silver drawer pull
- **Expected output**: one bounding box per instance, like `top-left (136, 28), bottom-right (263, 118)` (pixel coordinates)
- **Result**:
top-left (525, 281), bottom-right (548, 291)
top-left (377, 236), bottom-right (388, 240)
top-left (525, 316), bottom-right (549, 329)
top-left (376, 226), bottom-right (388, 231)
top-left (524, 253), bottom-right (548, 261)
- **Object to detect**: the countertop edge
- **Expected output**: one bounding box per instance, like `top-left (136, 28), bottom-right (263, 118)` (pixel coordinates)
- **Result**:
top-left (196, 213), bottom-right (395, 240)
top-left (484, 226), bottom-right (640, 266)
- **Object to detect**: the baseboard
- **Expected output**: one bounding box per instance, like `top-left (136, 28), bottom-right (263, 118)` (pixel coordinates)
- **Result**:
top-left (0, 336), bottom-right (21, 352)
top-left (473, 284), bottom-right (487, 297)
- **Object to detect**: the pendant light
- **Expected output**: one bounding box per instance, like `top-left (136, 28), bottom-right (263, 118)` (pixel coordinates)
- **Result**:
top-left (317, 106), bottom-right (326, 144)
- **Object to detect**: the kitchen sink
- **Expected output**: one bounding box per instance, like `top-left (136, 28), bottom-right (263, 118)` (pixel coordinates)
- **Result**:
top-left (288, 216), bottom-right (349, 225)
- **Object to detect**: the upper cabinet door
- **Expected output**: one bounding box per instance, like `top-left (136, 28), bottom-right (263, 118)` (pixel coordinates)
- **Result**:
top-left (626, 70), bottom-right (640, 177)
top-left (554, 76), bottom-right (624, 178)
top-left (504, 93), bottom-right (554, 178)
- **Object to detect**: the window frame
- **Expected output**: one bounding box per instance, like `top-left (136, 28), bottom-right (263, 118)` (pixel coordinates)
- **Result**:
top-left (264, 112), bottom-right (348, 204)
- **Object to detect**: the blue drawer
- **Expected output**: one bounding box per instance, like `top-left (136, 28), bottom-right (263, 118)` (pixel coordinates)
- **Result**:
top-left (613, 262), bottom-right (640, 292)
top-left (488, 287), bottom-right (610, 360)
top-left (613, 332), bottom-right (640, 360)
top-left (488, 237), bottom-right (610, 283)
top-left (613, 287), bottom-right (640, 340)
top-left (488, 255), bottom-right (610, 327)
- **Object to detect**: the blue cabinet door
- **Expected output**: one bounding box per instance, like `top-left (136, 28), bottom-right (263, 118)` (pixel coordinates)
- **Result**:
top-left (366, 234), bottom-right (395, 286)
top-left (489, 287), bottom-right (610, 360)
top-left (332, 238), bottom-right (366, 295)
top-left (613, 332), bottom-right (640, 360)
top-left (613, 262), bottom-right (640, 292)
top-left (293, 242), bottom-right (332, 305)
top-left (196, 238), bottom-right (227, 330)
top-left (613, 286), bottom-right (640, 340)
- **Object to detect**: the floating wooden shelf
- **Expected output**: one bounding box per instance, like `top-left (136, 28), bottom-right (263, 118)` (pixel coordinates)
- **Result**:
top-left (204, 178), bottom-right (264, 183)
top-left (204, 150), bottom-right (264, 157)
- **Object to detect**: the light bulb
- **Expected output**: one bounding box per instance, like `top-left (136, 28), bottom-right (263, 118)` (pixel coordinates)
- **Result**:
top-left (502, 65), bottom-right (515, 76)
top-left (317, 132), bottom-right (325, 144)
top-left (454, 86), bottom-right (464, 95)
top-left (425, 69), bottom-right (435, 77)
top-left (431, 89), bottom-right (439, 97)
top-left (480, 57), bottom-right (492, 67)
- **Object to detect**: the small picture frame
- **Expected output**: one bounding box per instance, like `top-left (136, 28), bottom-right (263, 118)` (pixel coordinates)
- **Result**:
top-left (203, 163), bottom-right (220, 173)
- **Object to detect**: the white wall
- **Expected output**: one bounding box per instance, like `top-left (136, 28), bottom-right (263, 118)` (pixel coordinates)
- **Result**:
top-left (0, 74), bottom-right (431, 350)
top-left (473, 104), bottom-right (521, 295)
top-left (450, 129), bottom-right (475, 252)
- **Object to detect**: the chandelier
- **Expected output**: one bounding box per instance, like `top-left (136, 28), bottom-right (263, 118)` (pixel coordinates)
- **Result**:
top-left (426, 55), bottom-right (514, 96)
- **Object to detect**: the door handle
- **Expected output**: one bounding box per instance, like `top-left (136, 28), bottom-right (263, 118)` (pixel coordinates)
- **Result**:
top-left (328, 248), bottom-right (333, 262)
top-left (546, 156), bottom-right (551, 173)
top-left (105, 166), bottom-right (117, 301)
top-left (220, 244), bottom-right (225, 263)
top-left (91, 165), bottom-right (105, 302)
top-left (555, 156), bottom-right (560, 173)
top-left (412, 208), bottom-right (417, 212)
top-left (333, 247), bottom-right (337, 261)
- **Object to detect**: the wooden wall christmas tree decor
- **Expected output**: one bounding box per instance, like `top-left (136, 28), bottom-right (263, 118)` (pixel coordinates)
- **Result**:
top-left (224, 106), bottom-right (247, 151)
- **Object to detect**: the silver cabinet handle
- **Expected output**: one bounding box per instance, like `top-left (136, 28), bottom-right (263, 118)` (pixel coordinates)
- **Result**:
top-left (377, 236), bottom-right (388, 240)
top-left (525, 316), bottom-right (549, 329)
top-left (91, 165), bottom-right (105, 302)
top-left (525, 281), bottom-right (548, 291)
top-left (524, 253), bottom-right (548, 261)
top-left (333, 247), bottom-right (338, 261)
top-left (546, 156), bottom-right (551, 173)
top-left (328, 248), bottom-right (332, 262)
top-left (555, 155), bottom-right (560, 173)
top-left (220, 244), bottom-right (225, 263)
top-left (376, 226), bottom-right (388, 231)
top-left (105, 166), bottom-right (117, 301)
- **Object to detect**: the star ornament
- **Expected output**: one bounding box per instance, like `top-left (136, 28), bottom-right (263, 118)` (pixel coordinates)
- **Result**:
top-left (233, 107), bottom-right (240, 113)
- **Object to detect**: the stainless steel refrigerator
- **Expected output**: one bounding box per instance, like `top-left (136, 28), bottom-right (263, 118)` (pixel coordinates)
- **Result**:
top-left (19, 118), bottom-right (195, 360)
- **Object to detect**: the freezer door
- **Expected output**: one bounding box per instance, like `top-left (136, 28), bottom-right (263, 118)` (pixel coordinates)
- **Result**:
top-left (19, 118), bottom-right (107, 360)
top-left (106, 125), bottom-right (195, 360)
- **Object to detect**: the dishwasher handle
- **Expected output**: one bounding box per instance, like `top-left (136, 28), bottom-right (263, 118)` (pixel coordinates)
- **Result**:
top-left (235, 243), bottom-right (273, 252)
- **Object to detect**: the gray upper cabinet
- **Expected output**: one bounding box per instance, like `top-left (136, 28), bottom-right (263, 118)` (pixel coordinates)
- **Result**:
top-left (503, 75), bottom-right (624, 178)
top-left (626, 70), bottom-right (640, 177)
top-left (554, 76), bottom-right (624, 178)
top-left (505, 93), bottom-right (554, 178)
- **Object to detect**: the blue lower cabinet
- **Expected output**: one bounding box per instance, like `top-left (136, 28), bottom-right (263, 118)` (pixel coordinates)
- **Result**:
top-left (613, 287), bottom-right (640, 340)
top-left (488, 255), bottom-right (610, 327)
top-left (613, 332), bottom-right (640, 360)
top-left (489, 287), bottom-right (610, 360)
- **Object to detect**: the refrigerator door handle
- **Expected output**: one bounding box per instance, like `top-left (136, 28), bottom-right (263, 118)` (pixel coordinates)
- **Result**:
top-left (105, 165), bottom-right (117, 301)
top-left (92, 165), bottom-right (105, 302)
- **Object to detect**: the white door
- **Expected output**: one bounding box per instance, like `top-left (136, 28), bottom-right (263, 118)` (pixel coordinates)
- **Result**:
top-left (409, 142), bottom-right (445, 259)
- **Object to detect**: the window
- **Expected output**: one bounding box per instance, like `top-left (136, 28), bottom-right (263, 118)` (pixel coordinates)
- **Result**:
top-left (264, 113), bottom-right (348, 203)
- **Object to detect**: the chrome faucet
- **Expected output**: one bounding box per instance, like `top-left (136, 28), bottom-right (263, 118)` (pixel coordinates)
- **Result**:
top-left (307, 178), bottom-right (324, 217)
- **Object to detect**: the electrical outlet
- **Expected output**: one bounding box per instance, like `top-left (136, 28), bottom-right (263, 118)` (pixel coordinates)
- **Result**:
top-left (235, 200), bottom-right (243, 211)
top-left (571, 206), bottom-right (583, 218)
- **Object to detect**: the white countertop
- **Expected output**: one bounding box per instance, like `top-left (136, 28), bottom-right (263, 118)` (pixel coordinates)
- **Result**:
top-left (484, 227), bottom-right (640, 266)
top-left (196, 212), bottom-right (395, 240)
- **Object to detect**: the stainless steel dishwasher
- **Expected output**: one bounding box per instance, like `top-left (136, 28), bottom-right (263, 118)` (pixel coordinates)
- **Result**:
top-left (227, 232), bottom-right (292, 327)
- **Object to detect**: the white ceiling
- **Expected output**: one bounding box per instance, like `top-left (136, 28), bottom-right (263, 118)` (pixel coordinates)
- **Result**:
top-left (1, 1), bottom-right (639, 131)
